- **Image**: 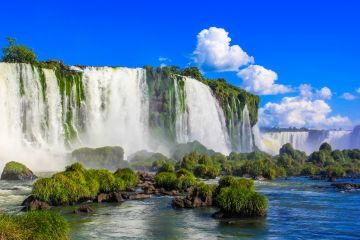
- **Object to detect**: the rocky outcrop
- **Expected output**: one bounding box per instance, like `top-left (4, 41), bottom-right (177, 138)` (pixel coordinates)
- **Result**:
top-left (172, 187), bottom-right (212, 208)
top-left (21, 195), bottom-right (50, 211)
top-left (331, 183), bottom-right (360, 190)
top-left (95, 192), bottom-right (124, 203)
top-left (1, 161), bottom-right (37, 181)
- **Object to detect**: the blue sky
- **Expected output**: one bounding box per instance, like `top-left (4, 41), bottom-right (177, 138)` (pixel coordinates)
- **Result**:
top-left (1, 0), bottom-right (359, 129)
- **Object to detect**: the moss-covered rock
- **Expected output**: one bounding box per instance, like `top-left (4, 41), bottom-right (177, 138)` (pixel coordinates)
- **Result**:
top-left (1, 161), bottom-right (37, 181)
top-left (128, 150), bottom-right (170, 170)
top-left (0, 211), bottom-right (69, 240)
top-left (71, 146), bottom-right (127, 170)
top-left (32, 163), bottom-right (126, 206)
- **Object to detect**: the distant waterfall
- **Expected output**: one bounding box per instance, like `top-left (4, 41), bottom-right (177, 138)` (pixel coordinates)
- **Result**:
top-left (176, 77), bottom-right (231, 154)
top-left (260, 131), bottom-right (309, 155)
top-left (259, 129), bottom-right (353, 155)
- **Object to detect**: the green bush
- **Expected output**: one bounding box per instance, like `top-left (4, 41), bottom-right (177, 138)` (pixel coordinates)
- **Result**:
top-left (0, 211), bottom-right (69, 240)
top-left (32, 163), bottom-right (126, 205)
top-left (1, 37), bottom-right (37, 64)
top-left (194, 164), bottom-right (220, 179)
top-left (114, 168), bottom-right (138, 187)
top-left (218, 176), bottom-right (255, 191)
top-left (196, 182), bottom-right (216, 199)
top-left (154, 172), bottom-right (178, 190)
top-left (217, 186), bottom-right (268, 217)
top-left (176, 174), bottom-right (197, 190)
top-left (157, 162), bottom-right (175, 173)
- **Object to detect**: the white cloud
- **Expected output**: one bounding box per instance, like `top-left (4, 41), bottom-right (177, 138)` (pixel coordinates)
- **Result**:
top-left (356, 88), bottom-right (360, 94)
top-left (158, 56), bottom-right (171, 67)
top-left (237, 65), bottom-right (291, 95)
top-left (193, 27), bottom-right (254, 71)
top-left (316, 87), bottom-right (332, 100)
top-left (260, 95), bottom-right (351, 129)
top-left (341, 92), bottom-right (357, 100)
top-left (299, 84), bottom-right (313, 98)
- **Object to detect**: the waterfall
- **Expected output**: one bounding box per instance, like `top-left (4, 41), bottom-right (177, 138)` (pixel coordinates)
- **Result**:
top-left (258, 129), bottom-right (354, 155)
top-left (0, 62), bottom-right (261, 171)
top-left (176, 77), bottom-right (231, 154)
top-left (80, 67), bottom-right (149, 156)
top-left (174, 78), bottom-right (188, 143)
top-left (259, 131), bottom-right (310, 155)
top-left (239, 105), bottom-right (253, 153)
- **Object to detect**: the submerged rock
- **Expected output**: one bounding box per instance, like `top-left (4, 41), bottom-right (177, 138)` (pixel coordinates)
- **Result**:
top-left (128, 193), bottom-right (151, 200)
top-left (1, 161), bottom-right (37, 181)
top-left (331, 183), bottom-right (360, 190)
top-left (73, 205), bottom-right (94, 214)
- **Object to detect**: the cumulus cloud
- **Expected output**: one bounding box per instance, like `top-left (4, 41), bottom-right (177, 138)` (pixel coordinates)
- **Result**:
top-left (193, 27), bottom-right (254, 71)
top-left (341, 92), bottom-right (357, 100)
top-left (316, 87), bottom-right (332, 100)
top-left (158, 56), bottom-right (171, 67)
top-left (356, 88), bottom-right (360, 94)
top-left (237, 65), bottom-right (292, 95)
top-left (259, 96), bottom-right (351, 129)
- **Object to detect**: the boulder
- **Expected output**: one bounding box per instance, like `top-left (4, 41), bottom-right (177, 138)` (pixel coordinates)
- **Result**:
top-left (171, 187), bottom-right (212, 209)
top-left (128, 193), bottom-right (151, 200)
top-left (22, 195), bottom-right (50, 211)
top-left (1, 161), bottom-right (37, 181)
top-left (73, 205), bottom-right (94, 214)
top-left (96, 192), bottom-right (124, 203)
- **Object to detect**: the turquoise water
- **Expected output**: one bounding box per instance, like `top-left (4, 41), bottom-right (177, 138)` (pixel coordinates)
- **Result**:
top-left (1, 177), bottom-right (359, 239)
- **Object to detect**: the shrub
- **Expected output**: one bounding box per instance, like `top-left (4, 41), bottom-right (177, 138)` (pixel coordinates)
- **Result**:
top-left (32, 163), bottom-right (126, 205)
top-left (194, 164), bottom-right (220, 179)
top-left (114, 168), bottom-right (138, 187)
top-left (1, 37), bottom-right (37, 64)
top-left (176, 174), bottom-right (197, 190)
top-left (154, 172), bottom-right (178, 190)
top-left (157, 162), bottom-right (175, 173)
top-left (196, 182), bottom-right (216, 199)
top-left (217, 186), bottom-right (268, 217)
top-left (218, 176), bottom-right (254, 191)
top-left (0, 211), bottom-right (69, 240)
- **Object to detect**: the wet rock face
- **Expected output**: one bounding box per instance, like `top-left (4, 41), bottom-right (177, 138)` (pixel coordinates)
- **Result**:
top-left (1, 161), bottom-right (37, 181)
top-left (172, 187), bottom-right (212, 209)
top-left (96, 192), bottom-right (124, 203)
top-left (22, 195), bottom-right (50, 211)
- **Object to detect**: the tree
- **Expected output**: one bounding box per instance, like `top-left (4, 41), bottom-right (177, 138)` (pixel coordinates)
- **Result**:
top-left (1, 37), bottom-right (37, 64)
top-left (181, 67), bottom-right (205, 81)
top-left (319, 142), bottom-right (332, 152)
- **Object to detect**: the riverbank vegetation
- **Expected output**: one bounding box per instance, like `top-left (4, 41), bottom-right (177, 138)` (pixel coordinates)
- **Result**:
top-left (130, 141), bottom-right (360, 181)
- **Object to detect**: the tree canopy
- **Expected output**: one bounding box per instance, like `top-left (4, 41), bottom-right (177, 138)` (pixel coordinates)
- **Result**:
top-left (1, 37), bottom-right (37, 64)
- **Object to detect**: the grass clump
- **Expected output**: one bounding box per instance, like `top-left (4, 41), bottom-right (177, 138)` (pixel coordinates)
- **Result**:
top-left (114, 168), bottom-right (139, 187)
top-left (32, 163), bottom-right (126, 205)
top-left (154, 172), bottom-right (178, 190)
top-left (217, 186), bottom-right (268, 217)
top-left (0, 211), bottom-right (69, 240)
top-left (218, 176), bottom-right (254, 191)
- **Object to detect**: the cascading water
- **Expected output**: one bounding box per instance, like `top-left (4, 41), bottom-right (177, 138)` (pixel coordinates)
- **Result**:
top-left (259, 131), bottom-right (310, 155)
top-left (239, 105), bottom-right (253, 153)
top-left (0, 63), bottom-right (260, 171)
top-left (80, 67), bottom-right (150, 156)
top-left (258, 129), bottom-right (354, 155)
top-left (176, 77), bottom-right (231, 154)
